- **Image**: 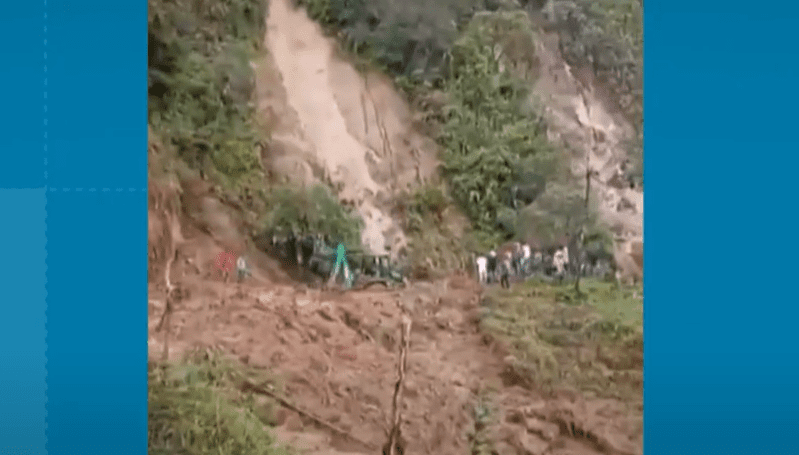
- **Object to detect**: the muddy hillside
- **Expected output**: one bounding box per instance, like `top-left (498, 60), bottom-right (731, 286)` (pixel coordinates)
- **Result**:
top-left (148, 0), bottom-right (643, 453)
top-left (255, 0), bottom-right (642, 261)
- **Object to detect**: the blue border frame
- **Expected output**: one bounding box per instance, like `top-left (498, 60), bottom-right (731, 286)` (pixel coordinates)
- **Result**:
top-left (645, 1), bottom-right (799, 453)
top-left (1, 0), bottom-right (147, 453)
top-left (2, 0), bottom-right (799, 453)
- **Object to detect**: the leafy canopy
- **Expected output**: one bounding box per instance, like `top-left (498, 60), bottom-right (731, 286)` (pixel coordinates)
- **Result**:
top-left (148, 0), bottom-right (266, 189)
top-left (261, 184), bottom-right (365, 251)
top-left (440, 10), bottom-right (560, 235)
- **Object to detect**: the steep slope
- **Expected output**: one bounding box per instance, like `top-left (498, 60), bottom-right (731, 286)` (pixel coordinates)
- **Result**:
top-left (533, 31), bottom-right (643, 239)
top-left (147, 2), bottom-right (644, 453)
top-left (532, 29), bottom-right (643, 279)
top-left (254, 0), bottom-right (441, 258)
top-left (255, 0), bottom-right (642, 276)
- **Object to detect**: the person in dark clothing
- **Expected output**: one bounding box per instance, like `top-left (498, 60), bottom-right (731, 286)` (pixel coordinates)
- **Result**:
top-left (299, 234), bottom-right (315, 268)
top-left (285, 231), bottom-right (298, 266)
top-left (487, 251), bottom-right (498, 284)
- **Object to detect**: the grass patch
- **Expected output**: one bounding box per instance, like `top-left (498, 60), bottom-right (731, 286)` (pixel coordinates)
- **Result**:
top-left (148, 349), bottom-right (296, 455)
top-left (577, 280), bottom-right (642, 333)
top-left (467, 387), bottom-right (498, 455)
top-left (480, 279), bottom-right (643, 402)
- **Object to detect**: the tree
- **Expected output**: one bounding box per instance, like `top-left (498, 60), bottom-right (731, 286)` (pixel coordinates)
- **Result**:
top-left (441, 10), bottom-right (560, 235)
top-left (261, 184), bottom-right (365, 251)
top-left (518, 181), bottom-right (585, 244)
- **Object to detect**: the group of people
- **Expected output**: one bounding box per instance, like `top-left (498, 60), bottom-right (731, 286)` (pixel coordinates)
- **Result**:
top-left (474, 237), bottom-right (615, 288)
top-left (474, 241), bottom-right (570, 288)
top-left (263, 229), bottom-right (613, 291)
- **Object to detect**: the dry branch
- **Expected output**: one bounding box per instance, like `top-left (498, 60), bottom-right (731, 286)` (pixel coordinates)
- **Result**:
top-left (384, 315), bottom-right (411, 455)
top-left (155, 208), bottom-right (179, 362)
top-left (240, 380), bottom-right (378, 451)
top-left (155, 206), bottom-right (176, 323)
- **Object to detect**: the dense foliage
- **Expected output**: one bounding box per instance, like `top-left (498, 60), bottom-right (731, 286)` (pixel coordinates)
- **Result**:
top-left (295, 0), bottom-right (520, 84)
top-left (149, 352), bottom-right (293, 454)
top-left (148, 0), bottom-right (267, 191)
top-left (292, 0), bottom-right (642, 244)
top-left (261, 184), bottom-right (365, 251)
top-left (440, 11), bottom-right (561, 236)
top-left (546, 0), bottom-right (643, 130)
top-left (397, 184), bottom-right (449, 233)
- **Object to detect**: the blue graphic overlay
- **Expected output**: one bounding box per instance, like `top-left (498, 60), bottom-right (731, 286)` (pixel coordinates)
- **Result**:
top-left (0, 0), bottom-right (149, 453)
top-left (46, 192), bottom-right (147, 455)
top-left (645, 0), bottom-right (799, 453)
top-left (0, 4), bottom-right (45, 187)
top-left (0, 0), bottom-right (798, 453)
top-left (0, 190), bottom-right (47, 454)
top-left (46, 0), bottom-right (147, 189)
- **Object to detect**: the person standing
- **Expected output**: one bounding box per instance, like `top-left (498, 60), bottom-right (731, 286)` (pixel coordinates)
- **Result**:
top-left (328, 241), bottom-right (353, 289)
top-left (499, 258), bottom-right (511, 289)
top-left (236, 254), bottom-right (251, 282)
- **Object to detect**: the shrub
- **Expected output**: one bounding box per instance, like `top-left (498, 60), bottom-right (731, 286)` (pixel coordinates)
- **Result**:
top-left (395, 183), bottom-right (449, 232)
top-left (440, 10), bottom-right (561, 236)
top-left (148, 351), bottom-right (293, 455)
top-left (261, 184), bottom-right (365, 251)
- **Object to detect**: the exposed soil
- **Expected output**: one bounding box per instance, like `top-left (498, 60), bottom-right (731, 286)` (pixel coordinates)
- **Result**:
top-left (147, 1), bottom-right (643, 452)
top-left (254, 0), bottom-right (442, 259)
top-left (147, 202), bottom-right (642, 454)
top-left (530, 30), bottom-right (643, 278)
top-left (255, 0), bottom-right (642, 276)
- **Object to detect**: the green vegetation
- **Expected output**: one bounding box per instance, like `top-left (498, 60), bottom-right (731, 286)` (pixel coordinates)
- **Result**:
top-left (149, 0), bottom-right (369, 249)
top-left (261, 184), bottom-right (365, 250)
top-left (441, 11), bottom-right (562, 238)
top-left (291, 0), bottom-right (604, 243)
top-left (289, 0), bottom-right (644, 245)
top-left (294, 0), bottom-right (491, 85)
top-left (467, 388), bottom-right (498, 455)
top-left (394, 183), bottom-right (476, 277)
top-left (148, 0), bottom-right (267, 199)
top-left (398, 183), bottom-right (449, 233)
top-left (149, 350), bottom-right (294, 454)
top-left (517, 179), bottom-right (612, 250)
top-left (550, 0), bottom-right (643, 129)
top-left (480, 279), bottom-right (643, 401)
